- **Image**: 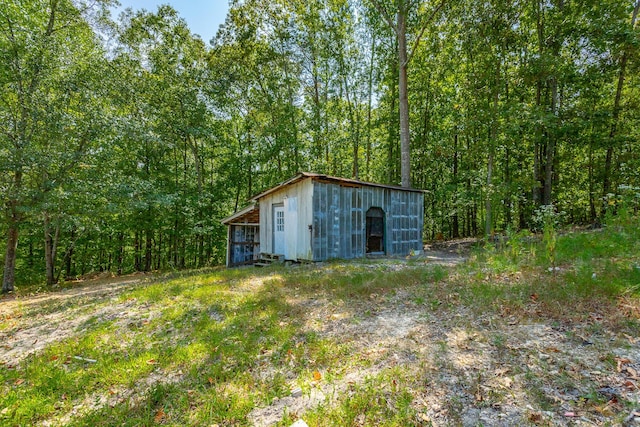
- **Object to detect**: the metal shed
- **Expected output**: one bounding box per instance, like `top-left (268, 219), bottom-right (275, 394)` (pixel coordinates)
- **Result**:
top-left (222, 172), bottom-right (424, 266)
top-left (221, 204), bottom-right (260, 267)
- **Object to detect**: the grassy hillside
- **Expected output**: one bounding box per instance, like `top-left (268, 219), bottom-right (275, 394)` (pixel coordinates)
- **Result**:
top-left (1, 218), bottom-right (639, 426)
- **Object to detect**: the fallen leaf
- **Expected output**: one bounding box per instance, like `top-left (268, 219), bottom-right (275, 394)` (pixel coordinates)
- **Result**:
top-left (146, 359), bottom-right (157, 365)
top-left (545, 347), bottom-right (560, 353)
top-left (528, 412), bottom-right (542, 423)
top-left (625, 366), bottom-right (638, 379)
top-left (474, 383), bottom-right (483, 402)
top-left (13, 379), bottom-right (24, 386)
top-left (616, 357), bottom-right (631, 372)
top-left (595, 405), bottom-right (615, 416)
top-left (494, 367), bottom-right (510, 376)
top-left (208, 377), bottom-right (214, 385)
top-left (313, 371), bottom-right (322, 381)
top-left (530, 293), bottom-right (538, 302)
top-left (154, 408), bottom-right (165, 423)
top-left (418, 413), bottom-right (430, 422)
top-left (563, 411), bottom-right (576, 417)
top-left (50, 355), bottom-right (59, 361)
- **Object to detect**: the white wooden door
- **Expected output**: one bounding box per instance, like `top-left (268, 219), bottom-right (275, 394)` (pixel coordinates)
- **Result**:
top-left (273, 205), bottom-right (285, 255)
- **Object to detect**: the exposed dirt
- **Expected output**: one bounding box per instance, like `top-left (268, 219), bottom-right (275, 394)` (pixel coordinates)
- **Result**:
top-left (0, 274), bottom-right (153, 365)
top-left (2, 257), bottom-right (640, 426)
top-left (248, 291), bottom-right (640, 426)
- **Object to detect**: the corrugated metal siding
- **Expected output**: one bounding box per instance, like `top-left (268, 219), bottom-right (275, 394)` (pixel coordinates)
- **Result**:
top-left (312, 181), bottom-right (423, 260)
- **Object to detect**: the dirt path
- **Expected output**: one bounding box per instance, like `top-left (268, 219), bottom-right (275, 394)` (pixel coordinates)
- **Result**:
top-left (0, 274), bottom-right (152, 364)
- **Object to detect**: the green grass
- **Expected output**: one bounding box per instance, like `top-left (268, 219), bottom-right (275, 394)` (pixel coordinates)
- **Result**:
top-left (1, 216), bottom-right (639, 426)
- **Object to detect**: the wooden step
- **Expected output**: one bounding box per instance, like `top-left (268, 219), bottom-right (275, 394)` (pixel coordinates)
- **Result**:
top-left (254, 262), bottom-right (272, 267)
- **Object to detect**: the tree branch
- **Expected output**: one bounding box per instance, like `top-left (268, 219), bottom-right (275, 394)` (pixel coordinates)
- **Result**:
top-left (369, 0), bottom-right (398, 36)
top-left (406, 0), bottom-right (447, 66)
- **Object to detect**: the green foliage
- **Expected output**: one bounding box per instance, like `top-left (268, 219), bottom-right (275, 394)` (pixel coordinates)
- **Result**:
top-left (533, 205), bottom-right (562, 268)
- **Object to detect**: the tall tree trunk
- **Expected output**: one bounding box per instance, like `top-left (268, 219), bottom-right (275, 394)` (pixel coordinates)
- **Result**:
top-left (544, 0), bottom-right (564, 206)
top-left (603, 0), bottom-right (639, 213)
top-left (533, 0), bottom-right (544, 207)
top-left (544, 76), bottom-right (558, 205)
top-left (2, 170), bottom-right (22, 293)
top-left (387, 60), bottom-right (398, 184)
top-left (365, 32), bottom-right (376, 181)
top-left (398, 8), bottom-right (411, 188)
top-left (486, 63), bottom-right (500, 237)
top-left (452, 132), bottom-right (460, 238)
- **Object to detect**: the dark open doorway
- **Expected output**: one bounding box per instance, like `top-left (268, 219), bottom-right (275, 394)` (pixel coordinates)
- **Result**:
top-left (366, 207), bottom-right (385, 254)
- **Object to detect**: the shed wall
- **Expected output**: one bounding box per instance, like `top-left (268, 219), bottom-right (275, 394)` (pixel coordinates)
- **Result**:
top-left (258, 179), bottom-right (313, 260)
top-left (311, 181), bottom-right (423, 260)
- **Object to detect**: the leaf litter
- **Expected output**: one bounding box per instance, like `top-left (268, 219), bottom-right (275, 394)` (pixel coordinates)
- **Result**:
top-left (1, 254), bottom-right (639, 426)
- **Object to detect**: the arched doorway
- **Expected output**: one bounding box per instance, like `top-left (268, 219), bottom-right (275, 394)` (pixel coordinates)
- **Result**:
top-left (366, 207), bottom-right (385, 254)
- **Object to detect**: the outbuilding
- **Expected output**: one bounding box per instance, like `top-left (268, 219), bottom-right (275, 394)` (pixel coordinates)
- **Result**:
top-left (222, 172), bottom-right (424, 267)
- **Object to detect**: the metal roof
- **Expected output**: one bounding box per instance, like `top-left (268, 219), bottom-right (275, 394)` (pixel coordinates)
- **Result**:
top-left (250, 172), bottom-right (424, 201)
top-left (221, 203), bottom-right (259, 225)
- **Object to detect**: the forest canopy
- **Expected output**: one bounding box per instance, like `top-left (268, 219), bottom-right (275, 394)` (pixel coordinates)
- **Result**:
top-left (1, 0), bottom-right (639, 291)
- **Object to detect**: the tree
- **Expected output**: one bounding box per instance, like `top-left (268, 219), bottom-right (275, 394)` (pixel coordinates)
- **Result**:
top-left (368, 0), bottom-right (445, 188)
top-left (0, 0), bottom-right (112, 291)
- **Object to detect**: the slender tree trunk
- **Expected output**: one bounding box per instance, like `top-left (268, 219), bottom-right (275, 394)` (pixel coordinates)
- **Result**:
top-left (134, 231), bottom-right (141, 271)
top-left (2, 221), bottom-right (19, 293)
top-left (145, 228), bottom-right (152, 272)
top-left (452, 132), bottom-right (460, 238)
top-left (485, 142), bottom-right (494, 237)
top-left (157, 231), bottom-right (162, 270)
top-left (65, 227), bottom-right (75, 279)
top-left (117, 232), bottom-right (125, 275)
top-left (504, 147), bottom-right (512, 226)
top-left (588, 142), bottom-right (597, 221)
top-left (44, 213), bottom-right (60, 286)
